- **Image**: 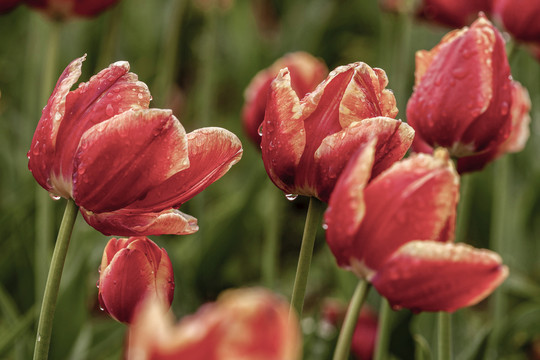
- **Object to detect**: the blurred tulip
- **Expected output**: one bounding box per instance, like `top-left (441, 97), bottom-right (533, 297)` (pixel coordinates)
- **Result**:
top-left (416, 0), bottom-right (492, 28)
top-left (493, 0), bottom-right (540, 43)
top-left (407, 15), bottom-right (513, 162)
top-left (242, 51), bottom-right (328, 147)
top-left (126, 288), bottom-right (301, 360)
top-left (28, 55), bottom-right (243, 236)
top-left (325, 143), bottom-right (508, 312)
top-left (322, 299), bottom-right (377, 360)
top-left (0, 0), bottom-right (22, 14)
top-left (261, 62), bottom-right (414, 202)
top-left (25, 0), bottom-right (120, 20)
top-left (98, 237), bottom-right (174, 324)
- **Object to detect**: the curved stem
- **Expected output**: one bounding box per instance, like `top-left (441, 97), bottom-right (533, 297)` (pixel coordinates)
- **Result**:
top-left (289, 197), bottom-right (325, 318)
top-left (374, 299), bottom-right (392, 360)
top-left (332, 280), bottom-right (371, 360)
top-left (33, 199), bottom-right (79, 360)
top-left (438, 312), bottom-right (452, 360)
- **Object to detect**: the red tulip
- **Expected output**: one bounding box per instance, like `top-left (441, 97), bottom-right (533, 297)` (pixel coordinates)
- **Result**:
top-left (25, 0), bottom-right (120, 19)
top-left (126, 288), bottom-right (301, 360)
top-left (407, 15), bottom-right (513, 161)
top-left (325, 143), bottom-right (508, 312)
top-left (28, 56), bottom-right (242, 236)
top-left (261, 62), bottom-right (414, 202)
top-left (243, 52), bottom-right (327, 147)
top-left (98, 237), bottom-right (174, 324)
top-left (416, 0), bottom-right (492, 28)
top-left (493, 0), bottom-right (540, 43)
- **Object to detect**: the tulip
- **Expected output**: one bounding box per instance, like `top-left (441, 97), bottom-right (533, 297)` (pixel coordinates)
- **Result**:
top-left (242, 52), bottom-right (328, 147)
top-left (325, 142), bottom-right (508, 312)
top-left (261, 62), bottom-right (414, 202)
top-left (97, 237), bottom-right (174, 324)
top-left (416, 0), bottom-right (492, 28)
top-left (126, 288), bottom-right (301, 360)
top-left (406, 15), bottom-right (513, 161)
top-left (25, 0), bottom-right (120, 20)
top-left (493, 0), bottom-right (540, 43)
top-left (28, 55), bottom-right (243, 236)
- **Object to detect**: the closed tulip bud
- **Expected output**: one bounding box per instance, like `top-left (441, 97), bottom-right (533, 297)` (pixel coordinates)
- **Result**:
top-left (325, 143), bottom-right (508, 312)
top-left (126, 288), bottom-right (301, 360)
top-left (242, 52), bottom-right (328, 147)
top-left (261, 62), bottom-right (414, 202)
top-left (407, 15), bottom-right (513, 160)
top-left (98, 237), bottom-right (174, 324)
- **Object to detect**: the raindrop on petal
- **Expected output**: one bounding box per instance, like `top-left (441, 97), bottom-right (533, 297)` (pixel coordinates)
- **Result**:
top-left (49, 193), bottom-right (61, 201)
top-left (285, 193), bottom-right (298, 201)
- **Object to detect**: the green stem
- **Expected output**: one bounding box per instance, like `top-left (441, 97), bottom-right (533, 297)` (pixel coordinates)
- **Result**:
top-left (35, 20), bottom-right (61, 307)
top-left (332, 280), bottom-right (371, 360)
top-left (289, 197), bottom-right (325, 318)
top-left (261, 186), bottom-right (283, 288)
top-left (33, 199), bottom-right (79, 360)
top-left (374, 299), bottom-right (392, 360)
top-left (454, 173), bottom-right (472, 243)
top-left (438, 312), bottom-right (452, 360)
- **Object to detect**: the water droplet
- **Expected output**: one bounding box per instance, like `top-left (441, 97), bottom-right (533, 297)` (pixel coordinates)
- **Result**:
top-left (500, 101), bottom-right (510, 116)
top-left (113, 280), bottom-right (117, 285)
top-left (96, 280), bottom-right (99, 288)
top-left (37, 335), bottom-right (41, 342)
top-left (137, 93), bottom-right (144, 100)
top-left (285, 193), bottom-right (298, 201)
top-left (258, 123), bottom-right (264, 136)
top-left (105, 104), bottom-right (114, 117)
top-left (99, 306), bottom-right (104, 311)
top-left (451, 67), bottom-right (467, 79)
top-left (322, 223), bottom-right (328, 230)
top-left (48, 193), bottom-right (61, 201)
top-left (54, 112), bottom-right (62, 121)
top-left (116, 95), bottom-right (122, 101)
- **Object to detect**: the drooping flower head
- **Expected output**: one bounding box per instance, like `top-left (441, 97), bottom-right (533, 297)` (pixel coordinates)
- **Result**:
top-left (242, 51), bottom-right (328, 147)
top-left (261, 61), bottom-right (414, 202)
top-left (98, 237), bottom-right (174, 324)
top-left (25, 0), bottom-right (121, 20)
top-left (407, 15), bottom-right (514, 163)
top-left (325, 142), bottom-right (508, 312)
top-left (28, 56), bottom-right (242, 236)
top-left (126, 288), bottom-right (301, 360)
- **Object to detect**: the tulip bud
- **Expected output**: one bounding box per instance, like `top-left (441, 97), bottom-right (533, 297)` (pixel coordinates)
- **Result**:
top-left (98, 237), bottom-right (174, 324)
top-left (407, 15), bottom-right (513, 159)
top-left (493, 0), bottom-right (540, 43)
top-left (416, 0), bottom-right (492, 28)
top-left (25, 0), bottom-right (121, 20)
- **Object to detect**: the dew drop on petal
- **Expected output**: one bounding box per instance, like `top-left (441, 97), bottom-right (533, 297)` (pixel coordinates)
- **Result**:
top-left (48, 193), bottom-right (61, 201)
top-left (322, 223), bottom-right (328, 230)
top-left (99, 306), bottom-right (104, 311)
top-left (105, 104), bottom-right (114, 117)
top-left (258, 123), bottom-right (264, 136)
top-left (285, 193), bottom-right (298, 201)
top-left (137, 93), bottom-right (144, 100)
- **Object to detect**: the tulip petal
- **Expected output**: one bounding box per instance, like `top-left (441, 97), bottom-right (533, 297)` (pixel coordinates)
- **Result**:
top-left (128, 127), bottom-right (243, 211)
top-left (313, 117), bottom-right (413, 201)
top-left (350, 149), bottom-right (459, 274)
top-left (261, 68), bottom-right (307, 195)
top-left (28, 55), bottom-right (86, 193)
top-left (371, 241), bottom-right (508, 312)
top-left (99, 245), bottom-right (157, 323)
top-left (54, 60), bottom-right (152, 186)
top-left (82, 208), bottom-right (199, 236)
top-left (72, 109), bottom-right (189, 213)
top-left (325, 141), bottom-right (375, 269)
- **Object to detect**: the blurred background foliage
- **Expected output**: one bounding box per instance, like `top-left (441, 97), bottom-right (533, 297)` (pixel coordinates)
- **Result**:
top-left (0, 0), bottom-right (539, 359)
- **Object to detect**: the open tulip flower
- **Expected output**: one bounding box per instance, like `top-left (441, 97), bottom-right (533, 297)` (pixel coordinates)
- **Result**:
top-left (261, 61), bottom-right (414, 202)
top-left (126, 288), bottom-right (301, 360)
top-left (98, 237), bottom-right (174, 324)
top-left (28, 55), bottom-right (243, 236)
top-left (25, 0), bottom-right (121, 19)
top-left (242, 51), bottom-right (328, 147)
top-left (407, 15), bottom-right (514, 163)
top-left (325, 141), bottom-right (508, 312)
